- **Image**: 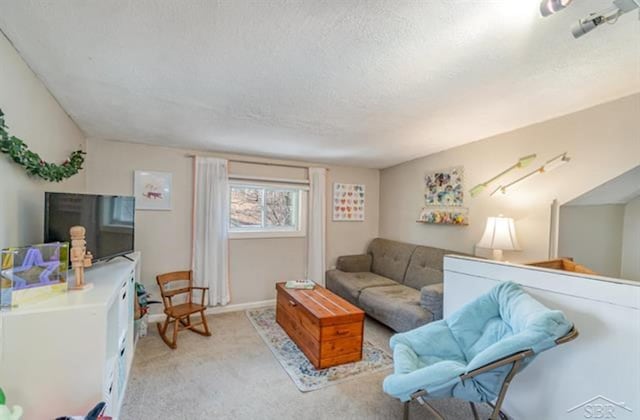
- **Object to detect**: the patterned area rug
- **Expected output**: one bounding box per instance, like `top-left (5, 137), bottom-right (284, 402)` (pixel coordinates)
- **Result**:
top-left (246, 307), bottom-right (392, 392)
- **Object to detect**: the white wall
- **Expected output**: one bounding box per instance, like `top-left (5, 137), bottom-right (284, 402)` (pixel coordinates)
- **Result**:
top-left (85, 139), bottom-right (379, 309)
top-left (558, 205), bottom-right (625, 278)
top-left (0, 33), bottom-right (86, 249)
top-left (444, 256), bottom-right (640, 420)
top-left (621, 197), bottom-right (640, 281)
top-left (327, 165), bottom-right (380, 268)
top-left (379, 94), bottom-right (640, 263)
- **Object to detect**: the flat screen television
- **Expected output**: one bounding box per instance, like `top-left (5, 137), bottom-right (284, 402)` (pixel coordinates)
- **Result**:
top-left (44, 192), bottom-right (135, 262)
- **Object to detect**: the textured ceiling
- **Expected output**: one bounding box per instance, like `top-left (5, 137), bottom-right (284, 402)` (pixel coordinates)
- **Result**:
top-left (0, 1), bottom-right (638, 168)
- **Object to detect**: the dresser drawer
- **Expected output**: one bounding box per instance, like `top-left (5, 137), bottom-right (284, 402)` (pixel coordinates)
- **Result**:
top-left (321, 335), bottom-right (363, 359)
top-left (321, 322), bottom-right (362, 341)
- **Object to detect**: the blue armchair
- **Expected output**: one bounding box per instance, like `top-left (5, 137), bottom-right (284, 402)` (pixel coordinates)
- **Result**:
top-left (383, 281), bottom-right (578, 420)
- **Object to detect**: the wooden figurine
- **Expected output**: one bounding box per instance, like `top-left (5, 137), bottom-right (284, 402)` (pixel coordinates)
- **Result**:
top-left (69, 225), bottom-right (93, 290)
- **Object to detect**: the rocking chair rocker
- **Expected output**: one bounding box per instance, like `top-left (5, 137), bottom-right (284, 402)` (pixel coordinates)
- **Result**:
top-left (156, 270), bottom-right (211, 349)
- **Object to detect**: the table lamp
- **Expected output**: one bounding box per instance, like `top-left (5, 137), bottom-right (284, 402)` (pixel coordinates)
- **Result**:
top-left (477, 216), bottom-right (520, 261)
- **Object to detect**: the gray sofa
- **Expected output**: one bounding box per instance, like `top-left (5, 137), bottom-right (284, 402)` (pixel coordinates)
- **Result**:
top-left (326, 238), bottom-right (470, 332)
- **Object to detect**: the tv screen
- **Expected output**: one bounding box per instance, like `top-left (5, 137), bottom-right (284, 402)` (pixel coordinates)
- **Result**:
top-left (44, 192), bottom-right (135, 261)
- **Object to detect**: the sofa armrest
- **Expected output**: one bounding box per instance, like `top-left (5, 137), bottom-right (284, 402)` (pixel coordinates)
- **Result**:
top-left (336, 254), bottom-right (372, 273)
top-left (420, 283), bottom-right (444, 321)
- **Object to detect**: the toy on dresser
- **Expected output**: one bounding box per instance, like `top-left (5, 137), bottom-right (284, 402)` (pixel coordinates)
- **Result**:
top-left (69, 226), bottom-right (93, 290)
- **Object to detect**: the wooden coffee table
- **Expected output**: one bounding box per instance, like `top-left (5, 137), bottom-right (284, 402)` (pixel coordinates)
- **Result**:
top-left (275, 282), bottom-right (365, 369)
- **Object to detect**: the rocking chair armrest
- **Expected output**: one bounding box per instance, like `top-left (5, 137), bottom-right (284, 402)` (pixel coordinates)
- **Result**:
top-left (191, 286), bottom-right (209, 306)
top-left (163, 287), bottom-right (191, 297)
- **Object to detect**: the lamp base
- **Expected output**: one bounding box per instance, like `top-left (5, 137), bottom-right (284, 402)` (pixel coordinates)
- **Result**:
top-left (491, 249), bottom-right (504, 261)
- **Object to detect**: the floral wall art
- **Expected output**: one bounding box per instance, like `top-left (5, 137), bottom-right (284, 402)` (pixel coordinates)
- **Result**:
top-left (333, 183), bottom-right (365, 221)
top-left (418, 166), bottom-right (468, 225)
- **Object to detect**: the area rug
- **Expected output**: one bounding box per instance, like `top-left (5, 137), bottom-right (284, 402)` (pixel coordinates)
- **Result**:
top-left (246, 307), bottom-right (392, 392)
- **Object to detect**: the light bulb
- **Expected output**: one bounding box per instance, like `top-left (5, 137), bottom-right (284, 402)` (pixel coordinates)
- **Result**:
top-left (540, 0), bottom-right (574, 17)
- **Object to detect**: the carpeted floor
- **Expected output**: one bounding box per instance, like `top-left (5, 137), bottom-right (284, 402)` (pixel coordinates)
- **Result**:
top-left (121, 309), bottom-right (493, 420)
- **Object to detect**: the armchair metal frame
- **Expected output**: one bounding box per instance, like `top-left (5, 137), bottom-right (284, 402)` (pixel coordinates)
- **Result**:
top-left (402, 326), bottom-right (579, 420)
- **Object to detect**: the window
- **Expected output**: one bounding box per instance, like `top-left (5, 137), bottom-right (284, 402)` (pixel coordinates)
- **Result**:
top-left (229, 183), bottom-right (307, 238)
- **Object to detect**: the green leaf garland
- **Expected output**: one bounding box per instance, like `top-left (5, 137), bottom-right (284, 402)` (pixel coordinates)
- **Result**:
top-left (0, 108), bottom-right (85, 182)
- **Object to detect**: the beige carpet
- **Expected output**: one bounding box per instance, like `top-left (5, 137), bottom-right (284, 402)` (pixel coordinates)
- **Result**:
top-left (121, 310), bottom-right (494, 419)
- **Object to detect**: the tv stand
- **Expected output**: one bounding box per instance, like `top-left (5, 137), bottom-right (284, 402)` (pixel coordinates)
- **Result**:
top-left (0, 252), bottom-right (141, 418)
top-left (105, 254), bottom-right (135, 263)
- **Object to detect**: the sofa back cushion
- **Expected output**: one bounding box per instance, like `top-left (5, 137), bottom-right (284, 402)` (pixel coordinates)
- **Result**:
top-left (368, 238), bottom-right (416, 283)
top-left (404, 246), bottom-right (472, 290)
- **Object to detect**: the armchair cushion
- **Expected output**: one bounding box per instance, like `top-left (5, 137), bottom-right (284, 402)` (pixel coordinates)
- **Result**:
top-left (383, 281), bottom-right (573, 402)
top-left (419, 283), bottom-right (444, 320)
top-left (336, 254), bottom-right (372, 273)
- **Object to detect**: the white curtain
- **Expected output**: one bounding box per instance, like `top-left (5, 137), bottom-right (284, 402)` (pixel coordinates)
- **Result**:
top-left (192, 157), bottom-right (230, 306)
top-left (307, 167), bottom-right (327, 285)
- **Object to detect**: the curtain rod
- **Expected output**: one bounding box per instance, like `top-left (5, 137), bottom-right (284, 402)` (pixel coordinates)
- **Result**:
top-left (185, 154), bottom-right (329, 170)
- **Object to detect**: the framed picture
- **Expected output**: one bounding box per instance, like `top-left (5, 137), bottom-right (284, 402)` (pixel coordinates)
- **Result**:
top-left (333, 183), bottom-right (365, 221)
top-left (419, 166), bottom-right (468, 226)
top-left (424, 166), bottom-right (464, 206)
top-left (134, 170), bottom-right (172, 210)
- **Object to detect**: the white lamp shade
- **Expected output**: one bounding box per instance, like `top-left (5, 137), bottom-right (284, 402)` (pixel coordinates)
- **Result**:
top-left (477, 216), bottom-right (520, 251)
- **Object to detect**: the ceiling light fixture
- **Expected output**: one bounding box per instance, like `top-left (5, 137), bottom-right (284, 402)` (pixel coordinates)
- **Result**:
top-left (491, 153), bottom-right (571, 196)
top-left (540, 0), bottom-right (639, 38)
top-left (470, 154), bottom-right (537, 197)
top-left (540, 0), bottom-right (574, 17)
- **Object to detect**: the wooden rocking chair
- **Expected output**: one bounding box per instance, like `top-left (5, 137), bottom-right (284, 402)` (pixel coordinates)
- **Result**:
top-left (156, 270), bottom-right (211, 349)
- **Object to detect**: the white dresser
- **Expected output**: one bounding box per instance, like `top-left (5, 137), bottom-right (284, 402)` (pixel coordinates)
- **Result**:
top-left (0, 252), bottom-right (140, 420)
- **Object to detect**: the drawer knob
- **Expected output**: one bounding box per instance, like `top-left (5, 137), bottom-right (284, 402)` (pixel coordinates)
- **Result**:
top-left (336, 330), bottom-right (349, 336)
top-left (288, 300), bottom-right (297, 307)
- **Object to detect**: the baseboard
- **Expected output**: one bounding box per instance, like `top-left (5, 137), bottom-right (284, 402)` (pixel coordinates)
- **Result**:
top-left (148, 299), bottom-right (276, 323)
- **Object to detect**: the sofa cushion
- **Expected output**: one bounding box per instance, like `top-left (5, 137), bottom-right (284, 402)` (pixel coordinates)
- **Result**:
top-left (404, 246), bottom-right (447, 290)
top-left (404, 246), bottom-right (472, 290)
top-left (325, 270), bottom-right (398, 305)
top-left (368, 238), bottom-right (416, 283)
top-left (420, 283), bottom-right (444, 321)
top-left (336, 254), bottom-right (372, 273)
top-left (359, 284), bottom-right (434, 332)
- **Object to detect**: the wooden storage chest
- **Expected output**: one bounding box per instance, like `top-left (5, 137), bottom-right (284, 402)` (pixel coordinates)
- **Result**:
top-left (275, 282), bottom-right (365, 369)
